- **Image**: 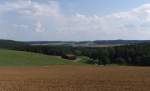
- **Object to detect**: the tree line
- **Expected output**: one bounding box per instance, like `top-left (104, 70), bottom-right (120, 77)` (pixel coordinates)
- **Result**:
top-left (6, 43), bottom-right (150, 66)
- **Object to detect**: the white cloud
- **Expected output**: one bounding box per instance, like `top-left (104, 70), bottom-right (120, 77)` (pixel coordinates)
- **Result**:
top-left (0, 1), bottom-right (150, 40)
top-left (13, 24), bottom-right (29, 29)
top-left (0, 0), bottom-right (61, 33)
top-left (36, 21), bottom-right (44, 32)
top-left (56, 3), bottom-right (150, 40)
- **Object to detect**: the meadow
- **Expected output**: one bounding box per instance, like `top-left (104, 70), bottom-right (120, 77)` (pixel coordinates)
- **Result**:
top-left (0, 49), bottom-right (77, 66)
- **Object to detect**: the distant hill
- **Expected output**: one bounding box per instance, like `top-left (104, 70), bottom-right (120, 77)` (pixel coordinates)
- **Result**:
top-left (1, 39), bottom-right (150, 49)
top-left (93, 40), bottom-right (150, 45)
top-left (26, 40), bottom-right (150, 47)
top-left (0, 39), bottom-right (28, 49)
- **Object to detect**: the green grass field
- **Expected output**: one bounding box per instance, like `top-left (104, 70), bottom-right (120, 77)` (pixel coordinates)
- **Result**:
top-left (0, 49), bottom-right (81, 66)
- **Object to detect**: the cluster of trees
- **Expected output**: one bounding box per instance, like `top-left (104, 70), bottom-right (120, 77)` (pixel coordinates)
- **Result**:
top-left (0, 40), bottom-right (28, 49)
top-left (2, 40), bottom-right (150, 66)
top-left (79, 44), bottom-right (150, 66)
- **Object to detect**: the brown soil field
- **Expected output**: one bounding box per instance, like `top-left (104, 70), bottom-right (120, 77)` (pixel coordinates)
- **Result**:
top-left (0, 66), bottom-right (149, 91)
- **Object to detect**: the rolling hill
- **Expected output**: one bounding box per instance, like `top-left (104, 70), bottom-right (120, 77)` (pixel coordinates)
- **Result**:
top-left (0, 39), bottom-right (28, 49)
top-left (0, 49), bottom-right (77, 66)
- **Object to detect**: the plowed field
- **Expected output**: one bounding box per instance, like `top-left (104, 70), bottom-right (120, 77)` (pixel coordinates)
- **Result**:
top-left (0, 66), bottom-right (149, 91)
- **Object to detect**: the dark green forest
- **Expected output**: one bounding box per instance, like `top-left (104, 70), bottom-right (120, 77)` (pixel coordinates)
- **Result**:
top-left (1, 40), bottom-right (150, 66)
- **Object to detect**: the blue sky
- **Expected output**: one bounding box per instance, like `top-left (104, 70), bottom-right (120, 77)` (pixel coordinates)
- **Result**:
top-left (60, 0), bottom-right (150, 15)
top-left (0, 0), bottom-right (150, 41)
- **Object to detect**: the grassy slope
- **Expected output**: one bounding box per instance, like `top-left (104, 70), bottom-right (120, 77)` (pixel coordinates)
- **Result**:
top-left (0, 49), bottom-right (80, 67)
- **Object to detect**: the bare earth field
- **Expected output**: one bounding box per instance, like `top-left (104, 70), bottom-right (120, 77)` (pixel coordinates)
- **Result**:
top-left (0, 66), bottom-right (149, 91)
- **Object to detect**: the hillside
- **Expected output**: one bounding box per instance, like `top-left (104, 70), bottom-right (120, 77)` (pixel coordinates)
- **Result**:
top-left (18, 43), bottom-right (150, 66)
top-left (0, 39), bottom-right (28, 49)
top-left (0, 49), bottom-right (77, 66)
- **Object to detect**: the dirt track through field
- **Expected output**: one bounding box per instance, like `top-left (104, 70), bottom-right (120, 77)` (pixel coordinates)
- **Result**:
top-left (0, 66), bottom-right (149, 91)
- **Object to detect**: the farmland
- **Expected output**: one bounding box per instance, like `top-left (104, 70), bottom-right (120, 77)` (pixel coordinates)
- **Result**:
top-left (0, 42), bottom-right (150, 91)
top-left (0, 66), bottom-right (149, 91)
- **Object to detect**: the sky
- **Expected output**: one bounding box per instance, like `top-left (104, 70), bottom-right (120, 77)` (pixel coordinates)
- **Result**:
top-left (0, 0), bottom-right (150, 41)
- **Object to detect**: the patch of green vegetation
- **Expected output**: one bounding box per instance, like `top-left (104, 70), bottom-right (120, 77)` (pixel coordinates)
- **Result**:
top-left (76, 56), bottom-right (92, 65)
top-left (0, 49), bottom-right (82, 67)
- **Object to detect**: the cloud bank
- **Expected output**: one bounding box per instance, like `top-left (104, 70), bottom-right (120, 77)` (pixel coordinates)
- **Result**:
top-left (0, 0), bottom-right (150, 40)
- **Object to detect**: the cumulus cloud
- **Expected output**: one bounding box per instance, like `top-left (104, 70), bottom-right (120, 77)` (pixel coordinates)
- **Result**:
top-left (36, 21), bottom-right (44, 32)
top-left (58, 3), bottom-right (150, 40)
top-left (13, 24), bottom-right (29, 29)
top-left (0, 0), bottom-right (150, 40)
top-left (0, 0), bottom-right (61, 33)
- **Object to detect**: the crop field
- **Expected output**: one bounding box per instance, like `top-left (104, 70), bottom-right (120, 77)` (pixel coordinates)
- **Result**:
top-left (0, 66), bottom-right (149, 91)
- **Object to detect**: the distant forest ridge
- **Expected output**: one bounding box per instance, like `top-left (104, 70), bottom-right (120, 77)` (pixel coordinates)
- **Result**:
top-left (25, 40), bottom-right (150, 46)
top-left (0, 39), bottom-right (28, 49)
top-left (1, 39), bottom-right (150, 47)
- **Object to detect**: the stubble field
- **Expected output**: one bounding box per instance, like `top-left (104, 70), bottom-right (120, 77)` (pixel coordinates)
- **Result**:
top-left (0, 66), bottom-right (149, 91)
